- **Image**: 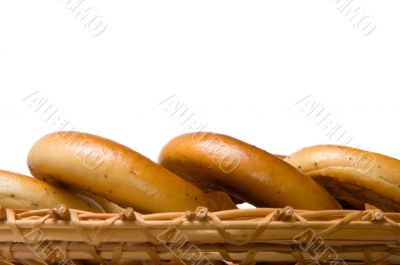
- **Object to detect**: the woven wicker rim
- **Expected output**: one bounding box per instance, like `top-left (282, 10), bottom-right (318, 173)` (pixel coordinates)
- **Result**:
top-left (0, 205), bottom-right (399, 264)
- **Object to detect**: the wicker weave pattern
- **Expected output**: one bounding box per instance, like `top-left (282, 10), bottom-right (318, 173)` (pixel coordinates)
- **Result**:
top-left (0, 205), bottom-right (399, 264)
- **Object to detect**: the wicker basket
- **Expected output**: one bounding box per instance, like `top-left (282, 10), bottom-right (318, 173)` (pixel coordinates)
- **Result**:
top-left (0, 205), bottom-right (399, 265)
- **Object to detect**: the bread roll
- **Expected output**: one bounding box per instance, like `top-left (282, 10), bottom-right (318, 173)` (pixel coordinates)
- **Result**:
top-left (28, 131), bottom-right (225, 213)
top-left (285, 145), bottom-right (400, 211)
top-left (0, 169), bottom-right (98, 211)
top-left (159, 132), bottom-right (340, 210)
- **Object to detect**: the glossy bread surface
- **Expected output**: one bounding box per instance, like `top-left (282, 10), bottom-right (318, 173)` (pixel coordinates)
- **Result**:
top-left (28, 131), bottom-right (215, 213)
top-left (285, 145), bottom-right (400, 211)
top-left (159, 132), bottom-right (341, 210)
top-left (0, 169), bottom-right (98, 211)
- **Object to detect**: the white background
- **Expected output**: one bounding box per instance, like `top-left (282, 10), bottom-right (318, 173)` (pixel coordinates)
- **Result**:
top-left (0, 1), bottom-right (399, 177)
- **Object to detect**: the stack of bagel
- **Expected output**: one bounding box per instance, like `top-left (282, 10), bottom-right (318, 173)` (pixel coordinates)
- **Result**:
top-left (2, 130), bottom-right (399, 213)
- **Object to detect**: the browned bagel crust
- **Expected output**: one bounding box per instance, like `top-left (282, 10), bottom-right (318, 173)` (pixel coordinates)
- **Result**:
top-left (28, 131), bottom-right (218, 213)
top-left (158, 132), bottom-right (341, 210)
top-left (284, 145), bottom-right (400, 211)
top-left (0, 170), bottom-right (98, 211)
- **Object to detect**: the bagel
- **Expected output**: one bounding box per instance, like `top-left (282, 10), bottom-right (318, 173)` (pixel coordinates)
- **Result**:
top-left (27, 131), bottom-right (231, 213)
top-left (158, 132), bottom-right (340, 210)
top-left (284, 145), bottom-right (400, 211)
top-left (0, 169), bottom-right (98, 211)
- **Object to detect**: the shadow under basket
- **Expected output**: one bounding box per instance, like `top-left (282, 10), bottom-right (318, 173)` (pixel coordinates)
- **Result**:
top-left (0, 205), bottom-right (399, 265)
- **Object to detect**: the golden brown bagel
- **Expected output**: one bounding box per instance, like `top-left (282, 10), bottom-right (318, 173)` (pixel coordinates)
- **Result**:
top-left (0, 170), bottom-right (98, 211)
top-left (158, 132), bottom-right (340, 210)
top-left (284, 145), bottom-right (400, 211)
top-left (27, 131), bottom-right (226, 213)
